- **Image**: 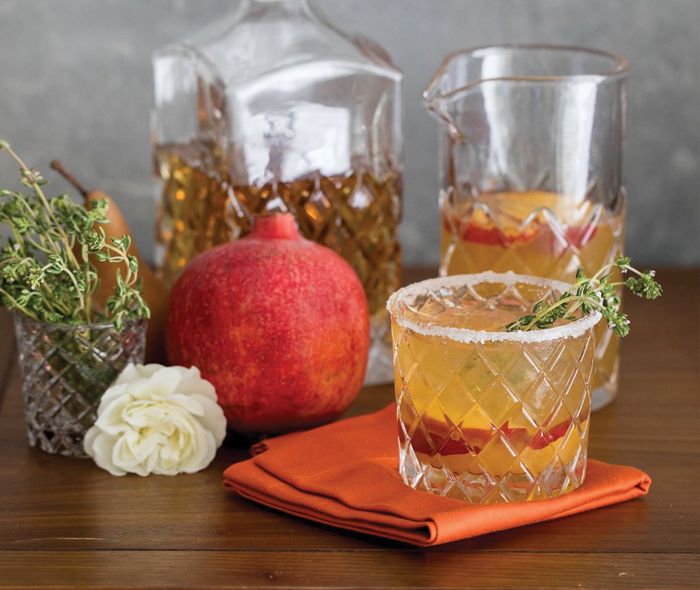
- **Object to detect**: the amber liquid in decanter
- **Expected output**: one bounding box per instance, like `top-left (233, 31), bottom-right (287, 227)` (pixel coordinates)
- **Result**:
top-left (154, 141), bottom-right (402, 322)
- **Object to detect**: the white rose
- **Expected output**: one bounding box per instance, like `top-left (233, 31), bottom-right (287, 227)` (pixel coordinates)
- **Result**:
top-left (84, 364), bottom-right (226, 476)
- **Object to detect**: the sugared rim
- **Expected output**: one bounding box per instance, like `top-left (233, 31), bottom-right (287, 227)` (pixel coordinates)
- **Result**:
top-left (386, 271), bottom-right (601, 344)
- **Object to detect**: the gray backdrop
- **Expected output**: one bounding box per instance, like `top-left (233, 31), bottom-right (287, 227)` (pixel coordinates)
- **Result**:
top-left (0, 0), bottom-right (698, 267)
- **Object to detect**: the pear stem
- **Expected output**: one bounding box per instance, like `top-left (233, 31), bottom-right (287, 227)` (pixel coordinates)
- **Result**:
top-left (50, 160), bottom-right (89, 198)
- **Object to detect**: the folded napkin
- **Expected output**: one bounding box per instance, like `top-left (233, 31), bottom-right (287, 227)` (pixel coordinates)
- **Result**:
top-left (224, 405), bottom-right (651, 546)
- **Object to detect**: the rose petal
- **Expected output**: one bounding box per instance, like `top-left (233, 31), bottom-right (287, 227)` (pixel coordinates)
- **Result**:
top-left (97, 383), bottom-right (130, 414)
top-left (129, 367), bottom-right (182, 400)
top-left (178, 368), bottom-right (218, 401)
top-left (190, 395), bottom-right (227, 447)
top-left (169, 393), bottom-right (206, 416)
top-left (94, 397), bottom-right (132, 435)
top-left (89, 432), bottom-right (127, 476)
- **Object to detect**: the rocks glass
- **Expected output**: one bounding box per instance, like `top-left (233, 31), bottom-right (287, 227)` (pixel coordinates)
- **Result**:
top-left (423, 45), bottom-right (628, 410)
top-left (14, 314), bottom-right (146, 457)
top-left (387, 272), bottom-right (600, 504)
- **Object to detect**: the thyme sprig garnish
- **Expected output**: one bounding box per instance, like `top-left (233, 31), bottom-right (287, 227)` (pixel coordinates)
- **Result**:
top-left (0, 140), bottom-right (149, 329)
top-left (506, 256), bottom-right (662, 336)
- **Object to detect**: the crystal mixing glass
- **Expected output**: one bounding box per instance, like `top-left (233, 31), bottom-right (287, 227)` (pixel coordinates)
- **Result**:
top-left (423, 45), bottom-right (628, 409)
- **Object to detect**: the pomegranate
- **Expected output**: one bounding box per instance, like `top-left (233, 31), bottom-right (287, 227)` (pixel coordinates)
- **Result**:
top-left (166, 213), bottom-right (369, 433)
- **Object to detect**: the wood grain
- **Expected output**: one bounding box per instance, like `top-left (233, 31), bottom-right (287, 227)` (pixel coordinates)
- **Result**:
top-left (0, 269), bottom-right (698, 589)
top-left (0, 551), bottom-right (697, 589)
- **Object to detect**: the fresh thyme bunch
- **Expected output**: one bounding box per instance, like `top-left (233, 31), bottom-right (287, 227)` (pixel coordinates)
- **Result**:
top-left (0, 140), bottom-right (149, 329)
top-left (506, 256), bottom-right (662, 336)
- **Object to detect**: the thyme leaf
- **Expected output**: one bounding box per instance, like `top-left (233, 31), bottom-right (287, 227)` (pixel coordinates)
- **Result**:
top-left (505, 256), bottom-right (662, 337)
top-left (0, 140), bottom-right (149, 329)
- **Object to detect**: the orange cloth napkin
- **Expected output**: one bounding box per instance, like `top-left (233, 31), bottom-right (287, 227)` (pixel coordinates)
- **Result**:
top-left (224, 405), bottom-right (651, 546)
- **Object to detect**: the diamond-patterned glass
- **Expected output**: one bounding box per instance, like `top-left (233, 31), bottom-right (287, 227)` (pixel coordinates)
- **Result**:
top-left (13, 314), bottom-right (146, 458)
top-left (389, 274), bottom-right (598, 504)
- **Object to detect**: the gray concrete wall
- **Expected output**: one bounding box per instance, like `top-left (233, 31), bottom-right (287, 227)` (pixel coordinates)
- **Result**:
top-left (0, 0), bottom-right (698, 267)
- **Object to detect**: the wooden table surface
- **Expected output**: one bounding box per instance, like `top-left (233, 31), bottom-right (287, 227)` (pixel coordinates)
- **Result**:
top-left (0, 269), bottom-right (698, 589)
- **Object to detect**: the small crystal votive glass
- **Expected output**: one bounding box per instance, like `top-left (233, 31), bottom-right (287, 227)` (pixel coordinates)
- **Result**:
top-left (387, 272), bottom-right (600, 504)
top-left (13, 313), bottom-right (147, 458)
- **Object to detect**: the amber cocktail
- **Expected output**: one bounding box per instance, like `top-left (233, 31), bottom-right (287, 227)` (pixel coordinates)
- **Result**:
top-left (388, 272), bottom-right (600, 504)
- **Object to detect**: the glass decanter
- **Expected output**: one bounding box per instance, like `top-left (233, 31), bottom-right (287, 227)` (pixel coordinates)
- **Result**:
top-left (152, 0), bottom-right (402, 384)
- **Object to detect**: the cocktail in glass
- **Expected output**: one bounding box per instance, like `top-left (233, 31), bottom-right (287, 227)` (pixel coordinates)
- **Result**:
top-left (423, 45), bottom-right (628, 410)
top-left (387, 272), bottom-right (600, 504)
